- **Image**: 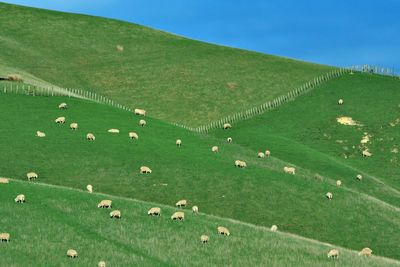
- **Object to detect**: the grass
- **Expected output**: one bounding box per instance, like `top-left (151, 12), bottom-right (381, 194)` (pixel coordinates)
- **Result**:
top-left (0, 2), bottom-right (332, 126)
top-left (1, 180), bottom-right (399, 267)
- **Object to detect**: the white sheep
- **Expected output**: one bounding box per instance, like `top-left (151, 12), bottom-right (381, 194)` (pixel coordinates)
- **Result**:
top-left (265, 150), bottom-right (271, 157)
top-left (129, 132), bottom-right (138, 140)
top-left (283, 166), bottom-right (295, 175)
top-left (336, 180), bottom-right (342, 187)
top-left (211, 146), bottom-right (219, 153)
top-left (86, 184), bottom-right (93, 193)
top-left (176, 139), bottom-right (182, 147)
top-left (26, 172), bottom-right (38, 181)
top-left (0, 177), bottom-right (9, 184)
top-left (15, 194), bottom-right (25, 203)
top-left (234, 160), bottom-right (247, 168)
top-left (148, 207), bottom-right (161, 216)
top-left (362, 150), bottom-right (372, 157)
top-left (70, 123), bottom-right (78, 130)
top-left (36, 131), bottom-right (46, 137)
top-left (227, 137), bottom-right (232, 143)
top-left (140, 166), bottom-right (152, 174)
top-left (326, 192), bottom-right (333, 200)
top-left (217, 226), bottom-right (230, 236)
top-left (0, 233), bottom-right (10, 242)
top-left (134, 108), bottom-right (146, 116)
top-left (338, 99), bottom-right (344, 105)
top-left (270, 225), bottom-right (278, 232)
top-left (86, 133), bottom-right (95, 141)
top-left (258, 152), bottom-right (265, 158)
top-left (171, 211), bottom-right (185, 220)
top-left (223, 123), bottom-right (232, 129)
top-left (200, 235), bottom-right (209, 244)
top-left (110, 210), bottom-right (121, 219)
top-left (192, 205), bottom-right (198, 213)
top-left (98, 261), bottom-right (106, 267)
top-left (327, 249), bottom-right (339, 259)
top-left (176, 199), bottom-right (187, 207)
top-left (358, 247), bottom-right (372, 257)
top-left (59, 103), bottom-right (67, 109)
top-left (97, 200), bottom-right (112, 209)
top-left (139, 119), bottom-right (146, 126)
top-left (55, 116), bottom-right (66, 124)
top-left (356, 174), bottom-right (363, 181)
top-left (67, 249), bottom-right (78, 258)
top-left (108, 128), bottom-right (120, 133)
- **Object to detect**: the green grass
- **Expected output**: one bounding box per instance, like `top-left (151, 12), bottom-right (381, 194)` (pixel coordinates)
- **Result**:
top-left (0, 2), bottom-right (332, 126)
top-left (1, 180), bottom-right (399, 267)
top-left (0, 92), bottom-right (400, 261)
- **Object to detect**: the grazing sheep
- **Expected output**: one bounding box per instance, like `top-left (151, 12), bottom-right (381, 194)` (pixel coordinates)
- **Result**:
top-left (0, 233), bottom-right (10, 242)
top-left (86, 184), bottom-right (93, 193)
top-left (265, 150), bottom-right (271, 157)
top-left (7, 74), bottom-right (22, 82)
top-left (86, 133), bottom-right (95, 141)
top-left (15, 194), bottom-right (25, 203)
top-left (336, 180), bottom-right (342, 187)
top-left (217, 226), bottom-right (230, 236)
top-left (110, 210), bottom-right (121, 219)
top-left (176, 199), bottom-right (187, 207)
top-left (258, 152), bottom-right (265, 158)
top-left (227, 137), bottom-right (232, 143)
top-left (192, 205), bottom-right (199, 213)
top-left (67, 249), bottom-right (78, 258)
top-left (134, 108), bottom-right (146, 116)
top-left (36, 131), bottom-right (46, 137)
top-left (270, 225), bottom-right (278, 232)
top-left (176, 139), bottom-right (182, 147)
top-left (148, 207), bottom-right (161, 216)
top-left (283, 166), bottom-right (295, 175)
top-left (358, 247), bottom-right (372, 257)
top-left (97, 200), bottom-right (112, 209)
top-left (200, 235), bottom-right (209, 244)
top-left (140, 166), bottom-right (152, 174)
top-left (171, 211), bottom-right (185, 220)
top-left (59, 103), bottom-right (67, 109)
top-left (223, 123), bottom-right (232, 129)
top-left (70, 123), bottom-right (78, 130)
top-left (326, 192), bottom-right (333, 200)
top-left (116, 45), bottom-right (124, 52)
top-left (327, 249), bottom-right (339, 259)
top-left (211, 146), bottom-right (219, 153)
top-left (338, 99), bottom-right (344, 105)
top-left (98, 261), bottom-right (106, 267)
top-left (0, 177), bottom-right (9, 184)
top-left (234, 160), bottom-right (247, 168)
top-left (26, 172), bottom-right (38, 181)
top-left (129, 132), bottom-right (138, 140)
top-left (356, 174), bottom-right (363, 181)
top-left (108, 128), bottom-right (120, 133)
top-left (362, 150), bottom-right (372, 157)
top-left (139, 119), bottom-right (146, 126)
top-left (55, 117), bottom-right (66, 124)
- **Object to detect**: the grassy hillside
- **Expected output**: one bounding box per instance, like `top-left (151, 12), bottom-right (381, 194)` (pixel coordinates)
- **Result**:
top-left (1, 180), bottom-right (399, 267)
top-left (0, 2), bottom-right (332, 126)
top-left (0, 91), bottom-right (400, 260)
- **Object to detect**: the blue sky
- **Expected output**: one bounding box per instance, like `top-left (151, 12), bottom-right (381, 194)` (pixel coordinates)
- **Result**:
top-left (3, 0), bottom-right (400, 72)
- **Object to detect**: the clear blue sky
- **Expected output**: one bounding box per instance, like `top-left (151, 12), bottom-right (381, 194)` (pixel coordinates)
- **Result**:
top-left (3, 0), bottom-right (400, 72)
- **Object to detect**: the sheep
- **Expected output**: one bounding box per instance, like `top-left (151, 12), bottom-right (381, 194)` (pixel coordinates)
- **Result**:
top-left (327, 249), bottom-right (339, 259)
top-left (176, 199), bottom-right (187, 207)
top-left (108, 128), bottom-right (120, 133)
top-left (97, 200), bottom-right (112, 209)
top-left (55, 116), bottom-right (66, 124)
top-left (227, 137), bottom-right (232, 143)
top-left (134, 108), bottom-right (146, 116)
top-left (139, 119), bottom-right (146, 127)
top-left (362, 150), bottom-right (372, 157)
top-left (148, 207), bottom-right (161, 216)
top-left (217, 226), bottom-right (230, 236)
top-left (338, 99), bottom-right (344, 105)
top-left (326, 192), bottom-right (333, 200)
top-left (200, 235), bottom-right (209, 244)
top-left (175, 139), bottom-right (182, 147)
top-left (358, 247), bottom-right (372, 257)
top-left (86, 184), bottom-right (93, 193)
top-left (98, 261), bottom-right (106, 267)
top-left (26, 172), bottom-right (38, 181)
top-left (59, 103), bottom-right (67, 109)
top-left (15, 194), bottom-right (25, 203)
top-left (0, 177), bottom-right (9, 184)
top-left (67, 249), bottom-right (78, 258)
top-left (171, 211), bottom-right (185, 220)
top-left (116, 45), bottom-right (124, 52)
top-left (129, 132), bottom-right (138, 140)
top-left (234, 160), bottom-right (247, 168)
top-left (70, 123), bottom-right (78, 130)
top-left (7, 74), bottom-right (22, 82)
top-left (192, 205), bottom-right (198, 213)
top-left (86, 133), bottom-right (95, 141)
top-left (140, 166), bottom-right (152, 174)
top-left (258, 152), bottom-right (265, 158)
top-left (223, 123), bottom-right (232, 129)
top-left (356, 174), bottom-right (363, 181)
top-left (283, 166), bottom-right (295, 175)
top-left (36, 131), bottom-right (46, 137)
top-left (0, 233), bottom-right (10, 242)
top-left (270, 225), bottom-right (278, 232)
top-left (211, 146), bottom-right (219, 153)
top-left (265, 150), bottom-right (271, 157)
top-left (336, 180), bottom-right (342, 187)
top-left (110, 210), bottom-right (121, 219)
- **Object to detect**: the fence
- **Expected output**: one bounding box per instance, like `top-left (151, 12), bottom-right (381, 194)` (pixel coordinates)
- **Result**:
top-left (348, 64), bottom-right (398, 77)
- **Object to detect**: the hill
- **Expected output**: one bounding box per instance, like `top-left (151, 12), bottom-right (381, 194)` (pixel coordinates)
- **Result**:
top-left (0, 2), bottom-right (332, 127)
top-left (1, 180), bottom-right (399, 267)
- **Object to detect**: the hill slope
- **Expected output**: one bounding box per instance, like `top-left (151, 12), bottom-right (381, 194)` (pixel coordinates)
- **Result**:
top-left (1, 180), bottom-right (399, 267)
top-left (0, 2), bottom-right (332, 126)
